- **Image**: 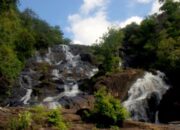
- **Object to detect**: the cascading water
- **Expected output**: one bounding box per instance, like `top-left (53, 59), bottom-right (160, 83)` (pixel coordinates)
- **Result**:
top-left (21, 89), bottom-right (32, 105)
top-left (20, 75), bottom-right (33, 105)
top-left (123, 71), bottom-right (170, 122)
top-left (14, 44), bottom-right (98, 108)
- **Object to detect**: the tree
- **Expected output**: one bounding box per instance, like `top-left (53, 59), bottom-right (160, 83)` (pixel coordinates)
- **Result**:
top-left (160, 0), bottom-right (180, 15)
top-left (0, 0), bottom-right (19, 12)
top-left (15, 29), bottom-right (35, 62)
top-left (92, 28), bottom-right (124, 72)
top-left (0, 45), bottom-right (22, 82)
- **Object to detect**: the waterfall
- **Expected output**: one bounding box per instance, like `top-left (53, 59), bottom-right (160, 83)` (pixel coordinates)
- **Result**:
top-left (61, 45), bottom-right (80, 67)
top-left (64, 84), bottom-right (79, 97)
top-left (20, 89), bottom-right (32, 104)
top-left (123, 71), bottom-right (170, 122)
top-left (20, 75), bottom-right (33, 105)
top-left (16, 44), bottom-right (98, 108)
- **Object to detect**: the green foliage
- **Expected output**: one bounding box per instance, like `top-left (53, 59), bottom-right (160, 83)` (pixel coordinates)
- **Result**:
top-left (8, 118), bottom-right (18, 130)
top-left (7, 106), bottom-right (68, 130)
top-left (15, 29), bottom-right (35, 62)
top-left (160, 0), bottom-right (180, 15)
top-left (20, 8), bottom-right (64, 50)
top-left (0, 0), bottom-right (19, 12)
top-left (31, 106), bottom-right (68, 130)
top-left (0, 45), bottom-right (22, 82)
top-left (121, 0), bottom-right (180, 72)
top-left (82, 87), bottom-right (128, 128)
top-left (110, 126), bottom-right (120, 130)
top-left (93, 87), bottom-right (128, 122)
top-left (8, 111), bottom-right (32, 130)
top-left (157, 37), bottom-right (180, 69)
top-left (18, 111), bottom-right (32, 130)
top-left (31, 105), bottom-right (49, 126)
top-left (92, 28), bottom-right (123, 73)
top-left (47, 108), bottom-right (68, 130)
top-left (0, 8), bottom-right (21, 46)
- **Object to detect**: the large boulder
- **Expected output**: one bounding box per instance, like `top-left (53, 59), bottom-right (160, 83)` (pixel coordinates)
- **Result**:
top-left (58, 93), bottom-right (94, 110)
top-left (159, 87), bottom-right (180, 123)
top-left (94, 69), bottom-right (144, 101)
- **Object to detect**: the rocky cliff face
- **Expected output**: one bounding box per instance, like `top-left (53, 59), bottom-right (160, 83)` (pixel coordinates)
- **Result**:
top-left (7, 44), bottom-right (98, 109)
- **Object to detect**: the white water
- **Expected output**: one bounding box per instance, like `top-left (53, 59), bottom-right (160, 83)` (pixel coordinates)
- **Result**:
top-left (64, 84), bottom-right (79, 97)
top-left (20, 89), bottom-right (32, 104)
top-left (155, 111), bottom-right (160, 124)
top-left (123, 71), bottom-right (169, 122)
top-left (62, 45), bottom-right (80, 67)
top-left (19, 75), bottom-right (33, 105)
top-left (88, 68), bottom-right (99, 78)
top-left (52, 69), bottom-right (60, 80)
top-left (42, 83), bottom-right (80, 109)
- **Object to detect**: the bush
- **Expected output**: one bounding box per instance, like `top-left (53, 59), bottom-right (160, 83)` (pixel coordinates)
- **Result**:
top-left (7, 106), bottom-right (68, 130)
top-left (0, 44), bottom-right (22, 82)
top-left (47, 108), bottom-right (68, 130)
top-left (8, 111), bottom-right (32, 130)
top-left (31, 105), bottom-right (48, 127)
top-left (81, 86), bottom-right (128, 128)
top-left (31, 106), bottom-right (68, 130)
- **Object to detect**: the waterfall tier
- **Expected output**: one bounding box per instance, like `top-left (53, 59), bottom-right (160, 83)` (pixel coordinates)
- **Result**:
top-left (11, 44), bottom-right (98, 108)
top-left (123, 71), bottom-right (170, 122)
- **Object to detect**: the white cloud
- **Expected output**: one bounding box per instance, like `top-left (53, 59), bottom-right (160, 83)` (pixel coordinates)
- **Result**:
top-left (149, 0), bottom-right (163, 14)
top-left (68, 11), bottom-right (110, 45)
top-left (67, 0), bottom-right (143, 45)
top-left (67, 0), bottom-right (111, 45)
top-left (80, 0), bottom-right (109, 15)
top-left (119, 16), bottom-right (143, 28)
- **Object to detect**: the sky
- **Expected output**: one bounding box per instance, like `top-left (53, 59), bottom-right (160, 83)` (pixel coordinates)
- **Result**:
top-left (19, 0), bottom-right (164, 45)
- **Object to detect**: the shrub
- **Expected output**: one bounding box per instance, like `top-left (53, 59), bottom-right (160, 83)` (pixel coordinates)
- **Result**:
top-left (110, 125), bottom-right (120, 130)
top-left (47, 108), bottom-right (68, 130)
top-left (8, 118), bottom-right (18, 130)
top-left (31, 105), bottom-right (48, 127)
top-left (83, 86), bottom-right (128, 128)
top-left (8, 111), bottom-right (32, 130)
top-left (0, 44), bottom-right (22, 82)
top-left (7, 106), bottom-right (68, 130)
top-left (18, 111), bottom-right (32, 130)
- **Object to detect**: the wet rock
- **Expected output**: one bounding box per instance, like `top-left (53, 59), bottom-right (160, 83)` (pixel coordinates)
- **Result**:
top-left (94, 69), bottom-right (144, 101)
top-left (58, 93), bottom-right (94, 110)
top-left (159, 87), bottom-right (180, 123)
top-left (80, 53), bottom-right (92, 63)
top-left (146, 92), bottom-right (160, 122)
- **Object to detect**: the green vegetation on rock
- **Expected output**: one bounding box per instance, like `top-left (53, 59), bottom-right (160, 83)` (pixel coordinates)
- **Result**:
top-left (7, 106), bottom-right (68, 130)
top-left (8, 111), bottom-right (32, 130)
top-left (81, 87), bottom-right (128, 128)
